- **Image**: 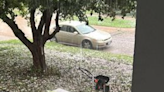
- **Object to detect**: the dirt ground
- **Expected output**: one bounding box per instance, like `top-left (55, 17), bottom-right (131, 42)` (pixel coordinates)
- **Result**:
top-left (0, 16), bottom-right (135, 56)
top-left (0, 16), bottom-right (32, 40)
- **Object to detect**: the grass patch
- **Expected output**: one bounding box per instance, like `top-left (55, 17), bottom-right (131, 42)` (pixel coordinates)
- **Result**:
top-left (0, 39), bottom-right (22, 44)
top-left (88, 16), bottom-right (135, 28)
top-left (0, 40), bottom-right (133, 64)
top-left (64, 16), bottom-right (135, 28)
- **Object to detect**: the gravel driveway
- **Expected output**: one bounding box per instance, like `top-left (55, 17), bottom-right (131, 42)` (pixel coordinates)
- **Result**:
top-left (0, 17), bottom-right (135, 56)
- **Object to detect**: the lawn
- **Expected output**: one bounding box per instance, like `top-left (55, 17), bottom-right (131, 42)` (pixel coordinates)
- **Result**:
top-left (0, 40), bottom-right (133, 92)
top-left (63, 16), bottom-right (136, 28)
top-left (87, 16), bottom-right (135, 28)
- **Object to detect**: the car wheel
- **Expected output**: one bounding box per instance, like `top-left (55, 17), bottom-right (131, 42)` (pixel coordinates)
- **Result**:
top-left (50, 37), bottom-right (58, 42)
top-left (82, 40), bottom-right (92, 49)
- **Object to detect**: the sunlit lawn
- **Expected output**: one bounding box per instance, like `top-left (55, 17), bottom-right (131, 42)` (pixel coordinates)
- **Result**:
top-left (63, 16), bottom-right (135, 28)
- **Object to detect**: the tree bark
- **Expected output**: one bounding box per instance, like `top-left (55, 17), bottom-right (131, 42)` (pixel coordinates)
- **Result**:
top-left (29, 9), bottom-right (48, 72)
top-left (29, 9), bottom-right (60, 72)
top-left (31, 39), bottom-right (47, 72)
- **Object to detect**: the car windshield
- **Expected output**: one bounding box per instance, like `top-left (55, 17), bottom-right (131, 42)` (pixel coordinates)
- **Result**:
top-left (75, 24), bottom-right (95, 34)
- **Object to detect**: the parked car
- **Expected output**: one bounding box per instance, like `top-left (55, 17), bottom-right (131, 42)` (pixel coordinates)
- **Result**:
top-left (51, 21), bottom-right (112, 49)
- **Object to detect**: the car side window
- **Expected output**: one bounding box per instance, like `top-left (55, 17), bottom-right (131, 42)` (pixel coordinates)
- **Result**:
top-left (61, 25), bottom-right (77, 33)
top-left (60, 25), bottom-right (67, 31)
top-left (67, 26), bottom-right (77, 33)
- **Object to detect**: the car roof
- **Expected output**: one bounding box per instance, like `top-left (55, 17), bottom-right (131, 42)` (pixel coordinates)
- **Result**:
top-left (59, 21), bottom-right (86, 27)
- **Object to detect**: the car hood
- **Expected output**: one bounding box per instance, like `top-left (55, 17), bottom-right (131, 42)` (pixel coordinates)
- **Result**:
top-left (84, 30), bottom-right (111, 40)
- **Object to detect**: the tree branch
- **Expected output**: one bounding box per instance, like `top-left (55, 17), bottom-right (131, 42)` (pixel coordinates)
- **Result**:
top-left (30, 8), bottom-right (37, 41)
top-left (30, 8), bottom-right (37, 31)
top-left (2, 15), bottom-right (33, 51)
top-left (47, 11), bottom-right (60, 40)
top-left (43, 10), bottom-right (52, 40)
top-left (38, 10), bottom-right (47, 34)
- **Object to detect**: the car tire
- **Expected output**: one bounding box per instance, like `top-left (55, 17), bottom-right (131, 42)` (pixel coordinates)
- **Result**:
top-left (82, 40), bottom-right (93, 49)
top-left (50, 37), bottom-right (58, 43)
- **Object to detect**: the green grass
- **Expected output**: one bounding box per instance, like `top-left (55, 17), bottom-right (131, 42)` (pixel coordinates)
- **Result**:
top-left (64, 16), bottom-right (135, 28)
top-left (88, 16), bottom-right (135, 28)
top-left (86, 10), bottom-right (136, 17)
top-left (0, 40), bottom-right (22, 44)
top-left (0, 40), bottom-right (133, 64)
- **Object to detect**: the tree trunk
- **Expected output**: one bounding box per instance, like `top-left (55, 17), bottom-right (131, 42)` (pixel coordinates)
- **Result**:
top-left (31, 40), bottom-right (47, 72)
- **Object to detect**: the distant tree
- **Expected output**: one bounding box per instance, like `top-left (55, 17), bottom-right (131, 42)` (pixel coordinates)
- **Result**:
top-left (0, 0), bottom-right (136, 73)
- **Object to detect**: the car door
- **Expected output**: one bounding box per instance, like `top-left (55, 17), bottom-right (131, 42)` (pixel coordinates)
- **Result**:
top-left (56, 25), bottom-right (82, 45)
top-left (55, 25), bottom-right (68, 43)
top-left (67, 26), bottom-right (81, 45)
top-left (55, 25), bottom-right (77, 44)
top-left (64, 26), bottom-right (80, 44)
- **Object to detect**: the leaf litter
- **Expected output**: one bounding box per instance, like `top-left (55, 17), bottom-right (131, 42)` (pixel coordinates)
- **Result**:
top-left (0, 44), bottom-right (132, 92)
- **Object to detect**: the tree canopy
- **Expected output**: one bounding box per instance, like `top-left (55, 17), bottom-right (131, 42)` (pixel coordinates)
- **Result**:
top-left (0, 0), bottom-right (137, 22)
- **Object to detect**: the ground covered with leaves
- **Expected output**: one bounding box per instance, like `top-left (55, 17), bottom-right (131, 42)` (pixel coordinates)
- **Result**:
top-left (0, 42), bottom-right (132, 92)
